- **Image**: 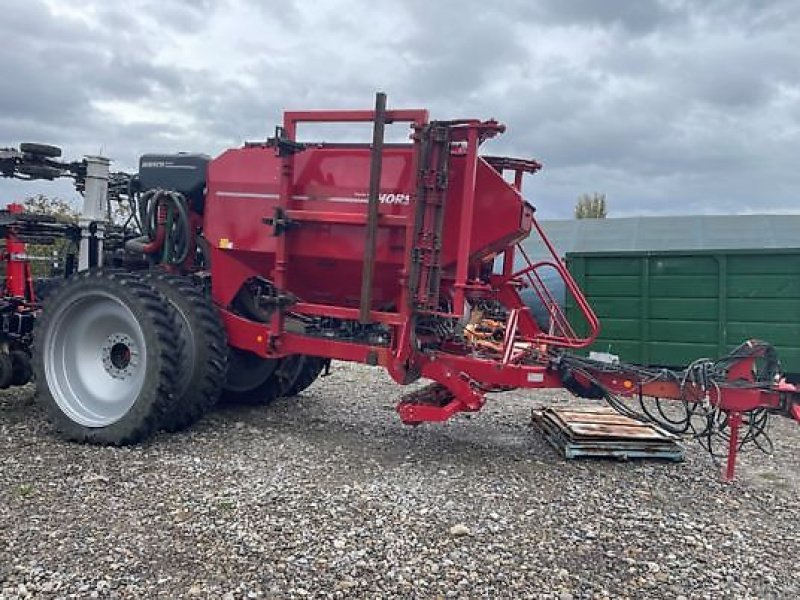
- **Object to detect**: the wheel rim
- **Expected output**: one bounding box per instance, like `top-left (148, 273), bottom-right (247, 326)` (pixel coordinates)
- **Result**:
top-left (44, 291), bottom-right (148, 427)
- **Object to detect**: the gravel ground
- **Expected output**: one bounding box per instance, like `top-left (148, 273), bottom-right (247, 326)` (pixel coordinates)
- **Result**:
top-left (1, 361), bottom-right (799, 599)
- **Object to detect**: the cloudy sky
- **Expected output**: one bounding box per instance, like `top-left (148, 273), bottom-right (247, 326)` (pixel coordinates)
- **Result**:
top-left (1, 0), bottom-right (798, 219)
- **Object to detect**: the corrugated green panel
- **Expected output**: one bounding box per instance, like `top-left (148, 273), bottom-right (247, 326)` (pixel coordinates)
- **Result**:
top-left (774, 347), bottom-right (800, 371)
top-left (728, 254), bottom-right (800, 275)
top-left (647, 342), bottom-right (720, 366)
top-left (727, 322), bottom-right (800, 347)
top-left (585, 258), bottom-right (641, 275)
top-left (650, 320), bottom-right (717, 343)
top-left (649, 298), bottom-right (719, 320)
top-left (649, 255), bottom-right (718, 275)
top-left (583, 275), bottom-right (640, 296)
top-left (650, 276), bottom-right (718, 298)
top-left (596, 318), bottom-right (641, 341)
top-left (727, 275), bottom-right (800, 298)
top-left (588, 339), bottom-right (642, 359)
top-left (567, 250), bottom-right (800, 373)
top-left (728, 299), bottom-right (800, 322)
top-left (586, 298), bottom-right (641, 319)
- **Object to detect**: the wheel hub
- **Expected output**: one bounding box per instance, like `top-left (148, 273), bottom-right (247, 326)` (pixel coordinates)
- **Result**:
top-left (101, 333), bottom-right (139, 380)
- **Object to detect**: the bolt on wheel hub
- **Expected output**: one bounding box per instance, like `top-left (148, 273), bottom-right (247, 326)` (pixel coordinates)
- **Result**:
top-left (101, 333), bottom-right (139, 380)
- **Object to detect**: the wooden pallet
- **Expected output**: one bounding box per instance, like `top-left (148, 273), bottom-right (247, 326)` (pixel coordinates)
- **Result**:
top-left (531, 406), bottom-right (684, 462)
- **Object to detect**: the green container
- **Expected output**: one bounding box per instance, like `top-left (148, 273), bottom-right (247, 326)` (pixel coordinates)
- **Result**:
top-left (566, 250), bottom-right (800, 376)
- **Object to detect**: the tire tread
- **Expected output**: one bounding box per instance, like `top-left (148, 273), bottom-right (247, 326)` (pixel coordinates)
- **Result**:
top-left (32, 269), bottom-right (180, 445)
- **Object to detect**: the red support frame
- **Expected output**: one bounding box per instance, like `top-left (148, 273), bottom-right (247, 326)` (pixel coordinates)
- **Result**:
top-left (451, 126), bottom-right (479, 316)
top-left (3, 203), bottom-right (35, 301)
top-left (207, 100), bottom-right (800, 482)
top-left (278, 105), bottom-right (429, 331)
top-left (572, 351), bottom-right (800, 481)
top-left (214, 106), bottom-right (593, 411)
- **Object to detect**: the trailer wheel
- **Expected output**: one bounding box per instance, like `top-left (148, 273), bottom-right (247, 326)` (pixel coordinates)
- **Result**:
top-left (282, 356), bottom-right (327, 397)
top-left (273, 355), bottom-right (306, 397)
top-left (32, 270), bottom-right (180, 445)
top-left (222, 350), bottom-right (304, 404)
top-left (144, 273), bottom-right (228, 432)
top-left (222, 349), bottom-right (281, 404)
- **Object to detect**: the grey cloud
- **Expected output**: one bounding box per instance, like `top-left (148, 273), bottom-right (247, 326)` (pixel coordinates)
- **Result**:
top-left (525, 0), bottom-right (686, 33)
top-left (0, 0), bottom-right (798, 220)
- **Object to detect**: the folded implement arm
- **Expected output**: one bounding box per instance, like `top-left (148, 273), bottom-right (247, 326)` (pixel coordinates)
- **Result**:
top-left (555, 339), bottom-right (800, 481)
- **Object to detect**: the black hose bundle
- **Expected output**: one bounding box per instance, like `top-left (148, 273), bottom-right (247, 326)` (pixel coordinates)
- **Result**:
top-left (124, 189), bottom-right (192, 265)
top-left (556, 342), bottom-right (779, 462)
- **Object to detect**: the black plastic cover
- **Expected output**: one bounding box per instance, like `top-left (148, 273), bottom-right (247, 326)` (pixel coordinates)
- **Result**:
top-left (138, 153), bottom-right (210, 213)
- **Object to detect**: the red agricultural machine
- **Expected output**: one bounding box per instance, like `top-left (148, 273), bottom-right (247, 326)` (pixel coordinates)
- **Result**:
top-left (2, 94), bottom-right (798, 480)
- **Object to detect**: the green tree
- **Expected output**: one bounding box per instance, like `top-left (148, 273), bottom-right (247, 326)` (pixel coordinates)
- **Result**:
top-left (574, 193), bottom-right (607, 219)
top-left (21, 194), bottom-right (79, 277)
top-left (23, 194), bottom-right (78, 222)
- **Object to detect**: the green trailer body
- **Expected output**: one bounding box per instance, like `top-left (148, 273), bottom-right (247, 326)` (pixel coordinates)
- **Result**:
top-left (565, 249), bottom-right (800, 376)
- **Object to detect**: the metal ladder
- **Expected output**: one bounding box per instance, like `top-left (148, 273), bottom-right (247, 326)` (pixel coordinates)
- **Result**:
top-left (408, 122), bottom-right (451, 312)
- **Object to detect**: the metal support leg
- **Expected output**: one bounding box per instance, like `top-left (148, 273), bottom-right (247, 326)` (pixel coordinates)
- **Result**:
top-left (723, 411), bottom-right (742, 483)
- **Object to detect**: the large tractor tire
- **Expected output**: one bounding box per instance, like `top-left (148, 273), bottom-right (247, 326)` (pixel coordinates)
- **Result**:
top-left (222, 350), bottom-right (303, 405)
top-left (143, 272), bottom-right (228, 432)
top-left (282, 356), bottom-right (328, 397)
top-left (32, 270), bottom-right (180, 445)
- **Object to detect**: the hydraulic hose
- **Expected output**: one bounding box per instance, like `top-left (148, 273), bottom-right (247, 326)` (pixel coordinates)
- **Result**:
top-left (124, 189), bottom-right (191, 264)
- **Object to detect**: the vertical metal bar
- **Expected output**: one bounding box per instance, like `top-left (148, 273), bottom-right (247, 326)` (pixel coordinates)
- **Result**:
top-left (360, 92), bottom-right (387, 324)
top-left (506, 168), bottom-right (522, 278)
top-left (270, 117), bottom-right (297, 345)
top-left (395, 112), bottom-right (429, 366)
top-left (513, 169), bottom-right (524, 192)
top-left (427, 126), bottom-right (450, 306)
top-left (452, 126), bottom-right (479, 316)
top-left (502, 247), bottom-right (515, 277)
top-left (723, 411), bottom-right (741, 482)
top-left (407, 125), bottom-right (432, 307)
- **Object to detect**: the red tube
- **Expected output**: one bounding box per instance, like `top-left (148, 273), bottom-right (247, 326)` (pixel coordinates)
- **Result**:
top-left (141, 203), bottom-right (167, 254)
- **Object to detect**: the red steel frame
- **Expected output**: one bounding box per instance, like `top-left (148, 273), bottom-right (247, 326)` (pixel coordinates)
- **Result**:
top-left (573, 346), bottom-right (800, 481)
top-left (209, 102), bottom-right (800, 482)
top-left (1, 103), bottom-right (795, 481)
top-left (213, 107), bottom-right (591, 388)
